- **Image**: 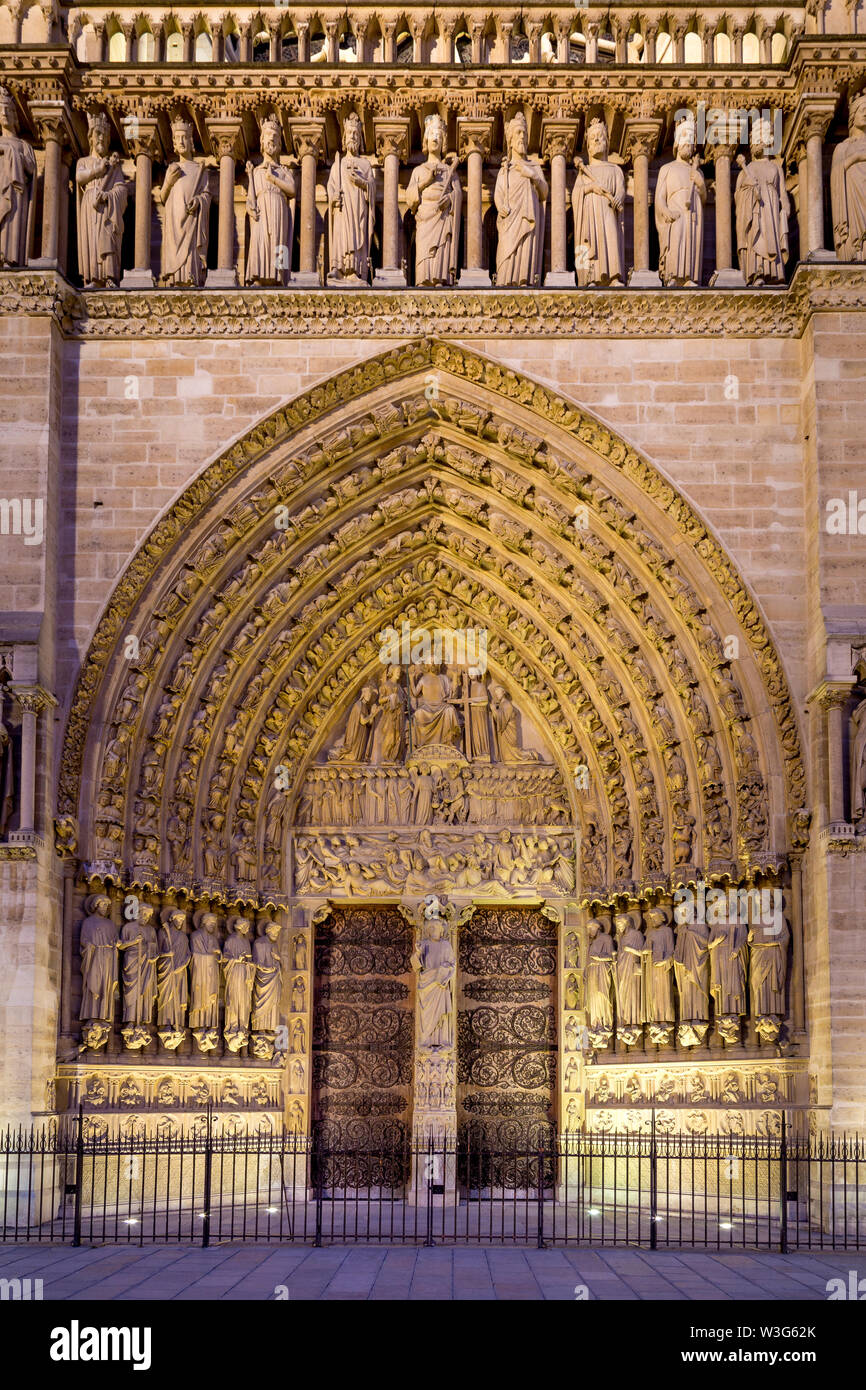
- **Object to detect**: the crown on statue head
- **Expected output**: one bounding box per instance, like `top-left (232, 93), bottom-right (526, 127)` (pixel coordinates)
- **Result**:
top-left (260, 114), bottom-right (282, 146)
top-left (87, 109), bottom-right (110, 137)
top-left (673, 115), bottom-right (697, 150)
top-left (850, 90), bottom-right (866, 122)
top-left (171, 111), bottom-right (193, 140)
top-left (750, 115), bottom-right (774, 149)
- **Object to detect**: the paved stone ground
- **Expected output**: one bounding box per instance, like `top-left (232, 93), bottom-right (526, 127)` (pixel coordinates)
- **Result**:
top-left (1, 1244), bottom-right (865, 1300)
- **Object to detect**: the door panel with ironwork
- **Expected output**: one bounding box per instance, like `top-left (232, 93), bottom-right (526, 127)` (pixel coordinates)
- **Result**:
top-left (457, 907), bottom-right (557, 1185)
top-left (312, 906), bottom-right (415, 1187)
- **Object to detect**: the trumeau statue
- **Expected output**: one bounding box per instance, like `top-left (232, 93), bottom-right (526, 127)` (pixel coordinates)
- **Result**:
top-left (119, 899), bottom-right (158, 1049)
top-left (79, 894), bottom-right (118, 1049)
top-left (0, 85), bottom-right (36, 268)
top-left (734, 117), bottom-right (789, 285)
top-left (405, 113), bottom-right (462, 288)
top-left (222, 915), bottom-right (254, 1051)
top-left (572, 117), bottom-right (625, 288)
top-left (327, 112), bottom-right (375, 284)
top-left (189, 909), bottom-right (221, 1051)
top-left (494, 111), bottom-right (548, 288)
top-left (411, 901), bottom-right (455, 1048)
top-left (832, 91), bottom-right (866, 262)
top-left (655, 117), bottom-right (706, 288)
top-left (245, 114), bottom-right (296, 287)
top-left (76, 109), bottom-right (129, 289)
top-left (156, 113), bottom-right (211, 287)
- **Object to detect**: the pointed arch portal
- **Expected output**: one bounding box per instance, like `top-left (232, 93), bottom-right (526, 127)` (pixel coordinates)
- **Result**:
top-left (56, 340), bottom-right (809, 1143)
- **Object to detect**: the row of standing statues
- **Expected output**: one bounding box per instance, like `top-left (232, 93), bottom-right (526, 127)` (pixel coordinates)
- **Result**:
top-left (77, 892), bottom-right (307, 1058)
top-left (573, 904), bottom-right (790, 1051)
top-left (4, 91), bottom-right (866, 288)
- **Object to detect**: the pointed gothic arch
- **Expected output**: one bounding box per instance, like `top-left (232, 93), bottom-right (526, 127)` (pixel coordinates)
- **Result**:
top-left (57, 338), bottom-right (807, 915)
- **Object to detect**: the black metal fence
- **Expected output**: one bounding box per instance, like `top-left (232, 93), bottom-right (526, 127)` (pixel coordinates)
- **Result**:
top-left (1, 1117), bottom-right (863, 1249)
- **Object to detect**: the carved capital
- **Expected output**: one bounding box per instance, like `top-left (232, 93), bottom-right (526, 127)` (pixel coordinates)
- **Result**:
top-left (289, 120), bottom-right (326, 161)
top-left (374, 118), bottom-right (410, 162)
top-left (457, 117), bottom-right (494, 160)
top-left (12, 684), bottom-right (56, 715)
top-left (208, 119), bottom-right (243, 161)
top-left (541, 120), bottom-right (576, 162)
top-left (623, 119), bottom-right (662, 163)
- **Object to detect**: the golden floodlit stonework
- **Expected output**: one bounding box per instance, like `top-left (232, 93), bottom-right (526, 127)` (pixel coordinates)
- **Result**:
top-left (0, 4), bottom-right (865, 1193)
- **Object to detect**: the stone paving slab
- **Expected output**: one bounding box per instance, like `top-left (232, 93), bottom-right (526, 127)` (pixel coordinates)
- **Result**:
top-left (1, 1244), bottom-right (865, 1299)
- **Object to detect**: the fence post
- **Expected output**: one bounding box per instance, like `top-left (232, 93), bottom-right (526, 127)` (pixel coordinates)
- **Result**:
top-left (72, 1103), bottom-right (84, 1249)
top-left (536, 1147), bottom-right (546, 1249)
top-left (779, 1110), bottom-right (788, 1254)
top-left (649, 1108), bottom-right (658, 1251)
top-left (201, 1103), bottom-right (213, 1249)
top-left (424, 1133), bottom-right (435, 1248)
top-left (313, 1129), bottom-right (324, 1248)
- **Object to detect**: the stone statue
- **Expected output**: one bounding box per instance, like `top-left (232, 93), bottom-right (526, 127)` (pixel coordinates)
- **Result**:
top-left (410, 665), bottom-right (462, 749)
top-left (748, 916), bottom-right (790, 1040)
top-left (0, 688), bottom-right (15, 836)
top-left (327, 112), bottom-right (375, 284)
top-left (490, 683), bottom-right (532, 763)
top-left (405, 113), bottom-right (461, 287)
top-left (0, 86), bottom-right (36, 268)
top-left (245, 113), bottom-right (296, 287)
top-left (494, 111), bottom-right (548, 288)
top-left (708, 916), bottom-right (748, 1045)
top-left (79, 893), bottom-right (118, 1049)
top-left (189, 909), bottom-right (221, 1051)
top-left (655, 117), bottom-right (706, 287)
top-left (673, 910), bottom-right (710, 1046)
top-left (331, 684), bottom-right (378, 761)
top-left (584, 918), bottom-right (614, 1047)
top-left (156, 907), bottom-right (190, 1049)
top-left (411, 903), bottom-right (455, 1048)
top-left (292, 933), bottom-right (307, 971)
top-left (734, 118), bottom-right (789, 285)
top-left (375, 666), bottom-right (405, 761)
top-left (572, 117), bottom-right (625, 288)
top-left (614, 910), bottom-right (644, 1041)
top-left (850, 698), bottom-right (866, 823)
top-left (832, 91), bottom-right (866, 262)
top-left (251, 920), bottom-right (283, 1058)
top-left (643, 906), bottom-right (675, 1043)
top-left (119, 899), bottom-right (158, 1049)
top-left (222, 915), bottom-right (254, 1051)
top-left (76, 109), bottom-right (128, 288)
top-left (156, 112), bottom-right (211, 287)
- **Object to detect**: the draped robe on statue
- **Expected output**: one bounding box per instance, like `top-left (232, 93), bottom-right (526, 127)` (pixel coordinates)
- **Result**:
top-left (406, 157), bottom-right (462, 286)
top-left (655, 158), bottom-right (705, 285)
top-left (748, 920), bottom-right (790, 1016)
top-left (120, 915), bottom-right (158, 1025)
top-left (831, 134), bottom-right (866, 261)
top-left (223, 933), bottom-right (254, 1034)
top-left (572, 160), bottom-right (625, 286)
top-left (246, 158), bottom-right (295, 284)
top-left (674, 921), bottom-right (710, 1019)
top-left (156, 924), bottom-right (190, 1030)
top-left (615, 925), bottom-right (645, 1027)
top-left (189, 927), bottom-right (220, 1029)
top-left (0, 133), bottom-right (35, 267)
top-left (160, 158), bottom-right (211, 286)
top-left (327, 153), bottom-right (375, 280)
top-left (708, 919), bottom-right (748, 1015)
top-left (77, 155), bottom-right (128, 285)
top-left (735, 157), bottom-right (789, 283)
top-left (585, 931), bottom-right (614, 1028)
top-left (411, 669), bottom-right (461, 748)
top-left (412, 932), bottom-right (455, 1048)
top-left (494, 158), bottom-right (547, 287)
top-left (644, 922), bottom-right (675, 1022)
top-left (80, 913), bottom-right (118, 1021)
top-left (251, 935), bottom-right (281, 1031)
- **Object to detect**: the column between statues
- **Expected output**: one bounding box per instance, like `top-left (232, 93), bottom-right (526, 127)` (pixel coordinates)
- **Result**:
top-left (373, 119), bottom-right (409, 288)
top-left (708, 142), bottom-right (746, 287)
top-left (289, 121), bottom-right (325, 287)
top-left (206, 121), bottom-right (242, 289)
top-left (121, 123), bottom-right (159, 289)
top-left (542, 121), bottom-right (576, 288)
top-left (624, 118), bottom-right (662, 288)
top-left (457, 118), bottom-right (493, 288)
